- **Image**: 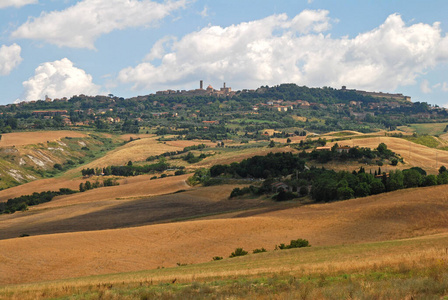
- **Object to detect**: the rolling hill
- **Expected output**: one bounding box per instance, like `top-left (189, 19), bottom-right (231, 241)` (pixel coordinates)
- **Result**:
top-left (1, 182), bottom-right (448, 285)
top-left (2, 131), bottom-right (448, 299)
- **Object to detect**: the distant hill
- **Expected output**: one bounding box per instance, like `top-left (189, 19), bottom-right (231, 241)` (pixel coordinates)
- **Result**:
top-left (0, 83), bottom-right (445, 136)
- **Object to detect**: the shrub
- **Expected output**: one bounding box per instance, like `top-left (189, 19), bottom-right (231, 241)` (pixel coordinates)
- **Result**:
top-left (202, 178), bottom-right (223, 186)
top-left (252, 248), bottom-right (267, 254)
top-left (175, 169), bottom-right (186, 175)
top-left (273, 190), bottom-right (296, 201)
top-left (103, 178), bottom-right (119, 187)
top-left (276, 238), bottom-right (310, 250)
top-left (150, 176), bottom-right (157, 180)
top-left (229, 248), bottom-right (248, 258)
top-left (212, 256), bottom-right (223, 261)
top-left (299, 186), bottom-right (309, 196)
top-left (160, 173), bottom-right (168, 178)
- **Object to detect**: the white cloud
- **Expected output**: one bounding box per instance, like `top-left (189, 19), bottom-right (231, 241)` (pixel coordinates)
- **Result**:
top-left (11, 0), bottom-right (188, 49)
top-left (20, 58), bottom-right (100, 102)
top-left (0, 43), bottom-right (23, 75)
top-left (0, 0), bottom-right (37, 9)
top-left (290, 9), bottom-right (332, 34)
top-left (420, 79), bottom-right (432, 93)
top-left (118, 12), bottom-right (448, 93)
top-left (200, 6), bottom-right (208, 18)
top-left (443, 82), bottom-right (448, 92)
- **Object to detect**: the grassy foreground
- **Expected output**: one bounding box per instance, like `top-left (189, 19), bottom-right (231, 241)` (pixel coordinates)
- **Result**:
top-left (2, 233), bottom-right (448, 299)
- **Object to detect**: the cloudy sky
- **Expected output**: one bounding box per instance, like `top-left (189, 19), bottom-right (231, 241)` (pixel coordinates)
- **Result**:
top-left (1, 0), bottom-right (448, 106)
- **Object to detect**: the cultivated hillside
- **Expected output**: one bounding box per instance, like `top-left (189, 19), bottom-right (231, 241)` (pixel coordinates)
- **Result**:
top-left (2, 183), bottom-right (448, 285)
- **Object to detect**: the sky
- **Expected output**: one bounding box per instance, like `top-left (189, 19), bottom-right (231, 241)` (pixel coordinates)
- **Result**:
top-left (1, 0), bottom-right (448, 106)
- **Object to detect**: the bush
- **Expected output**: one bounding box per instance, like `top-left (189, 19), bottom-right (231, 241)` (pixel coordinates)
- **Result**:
top-left (202, 178), bottom-right (223, 186)
top-left (276, 238), bottom-right (310, 250)
top-left (212, 256), bottom-right (223, 261)
top-left (175, 169), bottom-right (186, 175)
top-left (273, 189), bottom-right (296, 201)
top-left (229, 248), bottom-right (248, 258)
top-left (299, 186), bottom-right (308, 196)
top-left (252, 248), bottom-right (267, 254)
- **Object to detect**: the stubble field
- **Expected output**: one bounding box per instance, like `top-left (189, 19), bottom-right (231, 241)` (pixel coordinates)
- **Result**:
top-left (2, 182), bottom-right (448, 285)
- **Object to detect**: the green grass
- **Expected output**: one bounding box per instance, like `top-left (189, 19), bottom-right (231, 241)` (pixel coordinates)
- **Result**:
top-left (402, 135), bottom-right (441, 148)
top-left (399, 123), bottom-right (448, 136)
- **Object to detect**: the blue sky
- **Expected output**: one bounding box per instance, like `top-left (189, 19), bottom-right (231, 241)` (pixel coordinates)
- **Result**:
top-left (1, 0), bottom-right (448, 106)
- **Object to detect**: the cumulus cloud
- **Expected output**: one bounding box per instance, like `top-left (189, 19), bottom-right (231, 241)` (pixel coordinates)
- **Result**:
top-left (290, 9), bottom-right (332, 34)
top-left (0, 43), bottom-right (23, 75)
top-left (0, 0), bottom-right (37, 9)
top-left (11, 0), bottom-right (188, 49)
top-left (118, 12), bottom-right (448, 93)
top-left (20, 58), bottom-right (99, 102)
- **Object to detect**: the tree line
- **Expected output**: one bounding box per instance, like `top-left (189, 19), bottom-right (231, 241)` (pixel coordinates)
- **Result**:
top-left (205, 148), bottom-right (448, 202)
top-left (0, 188), bottom-right (77, 214)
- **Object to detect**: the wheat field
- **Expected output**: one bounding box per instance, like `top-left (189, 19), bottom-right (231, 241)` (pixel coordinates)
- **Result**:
top-left (2, 183), bottom-right (448, 285)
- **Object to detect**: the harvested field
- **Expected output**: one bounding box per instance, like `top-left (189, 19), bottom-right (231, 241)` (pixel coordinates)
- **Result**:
top-left (74, 137), bottom-right (182, 169)
top-left (328, 136), bottom-right (448, 173)
top-left (0, 180), bottom-right (273, 240)
top-left (164, 140), bottom-right (216, 148)
top-left (0, 177), bottom-right (86, 203)
top-left (2, 184), bottom-right (448, 284)
top-left (196, 146), bottom-right (298, 168)
top-left (0, 131), bottom-right (87, 147)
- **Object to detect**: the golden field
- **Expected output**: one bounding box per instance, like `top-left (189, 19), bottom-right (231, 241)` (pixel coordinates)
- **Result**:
top-left (2, 183), bottom-right (448, 285)
top-left (328, 136), bottom-right (448, 173)
top-left (2, 132), bottom-right (448, 299)
top-left (0, 131), bottom-right (87, 147)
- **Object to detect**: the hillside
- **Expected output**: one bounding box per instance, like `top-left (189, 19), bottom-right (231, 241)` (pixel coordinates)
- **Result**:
top-left (2, 128), bottom-right (448, 300)
top-left (2, 183), bottom-right (448, 285)
top-left (328, 136), bottom-right (448, 174)
top-left (0, 131), bottom-right (124, 190)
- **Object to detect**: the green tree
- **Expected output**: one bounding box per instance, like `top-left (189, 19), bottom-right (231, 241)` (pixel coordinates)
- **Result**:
top-left (423, 175), bottom-right (438, 187)
top-left (370, 180), bottom-right (385, 195)
top-left (337, 186), bottom-right (354, 200)
top-left (354, 182), bottom-right (370, 197)
top-left (402, 169), bottom-right (422, 188)
top-left (387, 170), bottom-right (404, 191)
